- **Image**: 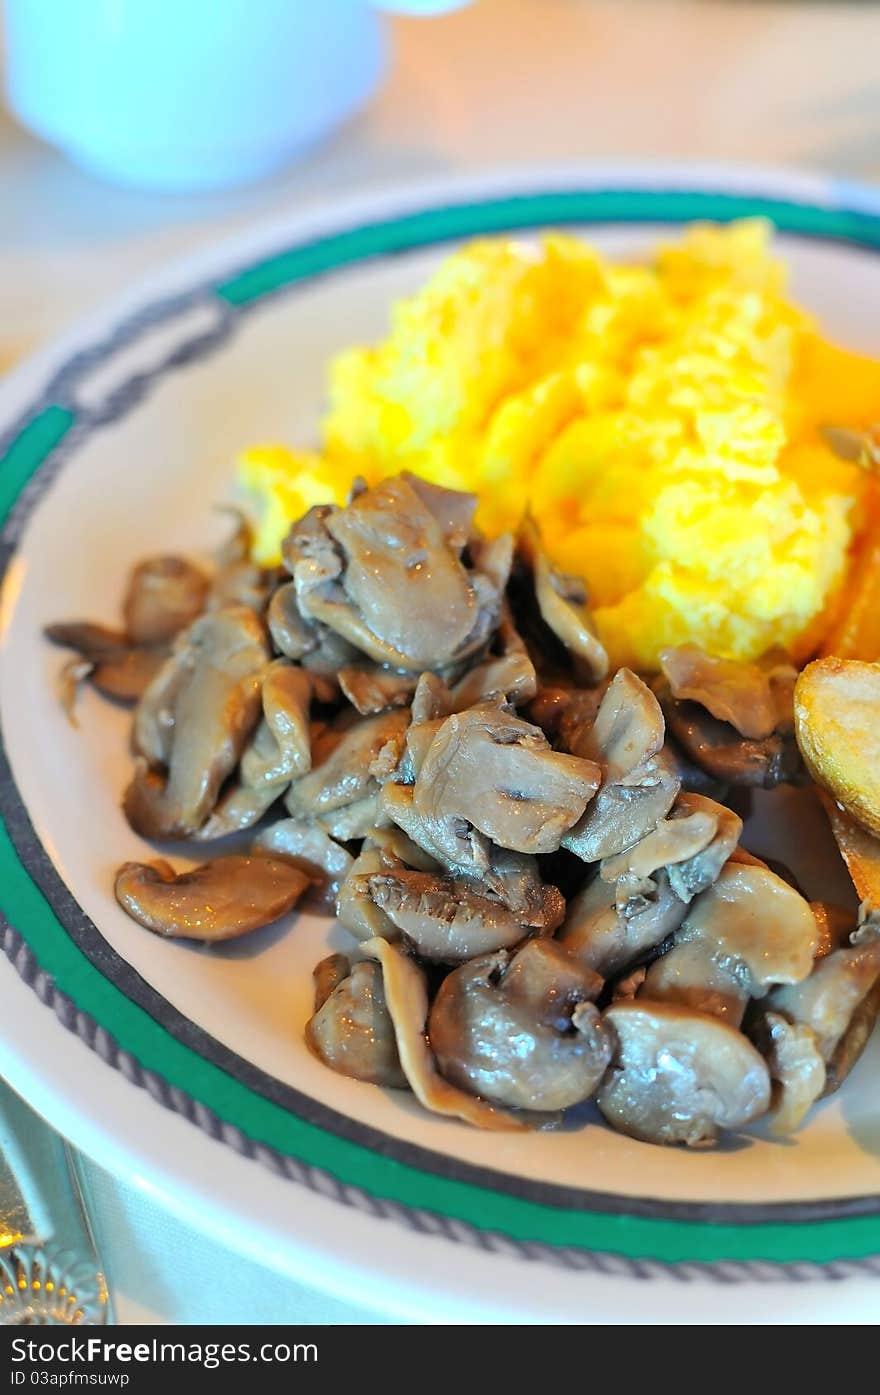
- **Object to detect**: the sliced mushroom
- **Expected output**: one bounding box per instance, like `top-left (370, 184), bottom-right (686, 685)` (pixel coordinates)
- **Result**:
top-left (368, 729), bottom-right (408, 784)
top-left (285, 708), bottom-right (409, 822)
top-left (365, 825), bottom-right (442, 873)
top-left (295, 477), bottom-right (478, 669)
top-left (338, 664), bottom-right (419, 716)
top-left (562, 750), bottom-right (681, 863)
top-left (361, 937), bottom-right (533, 1130)
top-left (208, 510), bottom-right (273, 614)
top-left (279, 506), bottom-right (361, 676)
top-left (326, 473), bottom-right (495, 667)
top-left (659, 644), bottom-right (796, 742)
top-left (751, 1011), bottom-right (826, 1135)
top-left (560, 670), bottom-right (680, 861)
top-left (640, 934), bottom-right (751, 1025)
top-left (267, 579), bottom-right (318, 660)
top-left (482, 846), bottom-right (565, 930)
top-left (377, 780), bottom-right (554, 915)
top-left (554, 685), bottom-right (611, 758)
top-left (396, 712), bottom-right (448, 784)
top-left (282, 503), bottom-right (344, 595)
top-left (214, 505), bottom-right (254, 567)
top-left (336, 845), bottom-right (402, 943)
top-left (255, 817), bottom-right (354, 900)
top-left (209, 560), bottom-right (274, 614)
top-left (305, 958), bottom-right (407, 1087)
top-left (410, 672), bottom-right (454, 726)
top-left (468, 531), bottom-right (515, 594)
top-left (518, 519), bottom-right (608, 683)
top-left (285, 476), bottom-right (510, 672)
top-left (449, 604), bottom-right (537, 711)
top-left (240, 661), bottom-right (312, 786)
top-left (114, 853), bottom-right (310, 940)
top-left (665, 794), bottom-right (743, 902)
top-left (123, 556), bottom-right (209, 646)
top-left (195, 661), bottom-right (314, 840)
top-left (318, 793), bottom-right (383, 841)
top-left (131, 634), bottom-right (193, 767)
top-left (367, 867), bottom-right (540, 962)
top-left (55, 646), bottom-right (167, 716)
top-left (664, 736), bottom-right (731, 802)
top-left (44, 620), bottom-right (129, 661)
top-left (429, 941), bottom-right (611, 1111)
top-left (380, 781), bottom-right (494, 887)
top-left (825, 967), bottom-right (880, 1095)
top-left (599, 800), bottom-right (719, 885)
top-left (123, 606), bottom-right (268, 838)
top-left (656, 678), bottom-right (802, 789)
top-left (596, 790), bottom-right (741, 906)
top-left (564, 667), bottom-right (664, 773)
top-left (449, 645), bottom-right (536, 711)
top-left (406, 472), bottom-right (478, 550)
top-left (641, 862), bottom-right (819, 1027)
top-left (768, 918), bottom-right (880, 1093)
top-left (305, 579), bottom-right (455, 672)
top-left (45, 621), bottom-right (166, 710)
top-left (300, 625), bottom-right (361, 682)
top-left (312, 953), bottom-right (352, 1011)
top-left (193, 777), bottom-right (285, 842)
top-left (598, 1000), bottom-right (771, 1145)
top-left (409, 699), bottom-right (600, 858)
top-left (559, 867), bottom-right (688, 977)
top-left (678, 863), bottom-right (819, 994)
top-left (90, 648), bottom-right (168, 703)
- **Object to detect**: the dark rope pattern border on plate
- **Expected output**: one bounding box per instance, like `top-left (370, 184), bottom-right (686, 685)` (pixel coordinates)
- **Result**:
top-left (5, 914), bottom-right (880, 1284)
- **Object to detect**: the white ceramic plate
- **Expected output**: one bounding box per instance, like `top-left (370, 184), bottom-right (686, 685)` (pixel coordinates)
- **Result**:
top-left (4, 166), bottom-right (880, 1325)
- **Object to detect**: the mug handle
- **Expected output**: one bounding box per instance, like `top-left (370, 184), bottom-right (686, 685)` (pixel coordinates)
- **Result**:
top-left (370, 1), bottom-right (471, 13)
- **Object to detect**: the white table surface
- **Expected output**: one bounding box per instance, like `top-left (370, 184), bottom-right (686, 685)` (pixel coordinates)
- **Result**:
top-left (3, 0), bottom-right (880, 1325)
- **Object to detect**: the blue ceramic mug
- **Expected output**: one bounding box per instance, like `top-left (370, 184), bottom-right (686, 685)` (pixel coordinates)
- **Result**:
top-left (3, 0), bottom-right (470, 190)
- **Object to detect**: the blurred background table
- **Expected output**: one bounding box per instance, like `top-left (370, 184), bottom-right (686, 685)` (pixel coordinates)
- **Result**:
top-left (2, 0), bottom-right (880, 1323)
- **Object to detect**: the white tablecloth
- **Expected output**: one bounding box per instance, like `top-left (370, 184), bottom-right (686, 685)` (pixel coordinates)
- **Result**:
top-left (3, 0), bottom-right (880, 1324)
top-left (78, 1155), bottom-right (395, 1325)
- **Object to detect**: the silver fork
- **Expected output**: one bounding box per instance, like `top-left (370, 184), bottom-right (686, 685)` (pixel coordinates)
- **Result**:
top-left (0, 1080), bottom-right (112, 1325)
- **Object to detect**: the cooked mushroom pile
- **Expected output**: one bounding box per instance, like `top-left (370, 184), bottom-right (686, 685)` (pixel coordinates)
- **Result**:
top-left (47, 472), bottom-right (880, 1147)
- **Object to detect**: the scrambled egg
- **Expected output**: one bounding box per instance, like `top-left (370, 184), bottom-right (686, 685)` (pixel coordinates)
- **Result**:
top-left (239, 221), bottom-right (880, 669)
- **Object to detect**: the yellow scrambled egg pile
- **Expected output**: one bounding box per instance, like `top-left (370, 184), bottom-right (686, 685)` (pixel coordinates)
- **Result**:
top-left (238, 221), bottom-right (880, 670)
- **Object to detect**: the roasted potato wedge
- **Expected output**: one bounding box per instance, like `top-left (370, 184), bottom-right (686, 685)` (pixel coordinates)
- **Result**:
top-left (817, 788), bottom-right (880, 909)
top-left (795, 658), bottom-right (880, 838)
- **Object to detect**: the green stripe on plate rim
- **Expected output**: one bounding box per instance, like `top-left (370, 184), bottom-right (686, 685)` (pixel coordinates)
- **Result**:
top-left (0, 406), bottom-right (74, 522)
top-left (4, 186), bottom-right (880, 1265)
top-left (216, 187), bottom-right (880, 306)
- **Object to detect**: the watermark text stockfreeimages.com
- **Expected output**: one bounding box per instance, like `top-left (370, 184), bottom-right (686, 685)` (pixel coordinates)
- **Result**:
top-left (9, 1337), bottom-right (316, 1377)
